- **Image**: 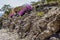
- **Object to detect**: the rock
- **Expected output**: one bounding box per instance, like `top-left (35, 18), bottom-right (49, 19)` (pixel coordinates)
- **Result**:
top-left (0, 29), bottom-right (19, 40)
top-left (1, 5), bottom-right (60, 40)
top-left (50, 37), bottom-right (60, 40)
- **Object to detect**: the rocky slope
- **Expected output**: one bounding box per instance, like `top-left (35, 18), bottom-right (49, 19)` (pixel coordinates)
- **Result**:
top-left (0, 4), bottom-right (60, 40)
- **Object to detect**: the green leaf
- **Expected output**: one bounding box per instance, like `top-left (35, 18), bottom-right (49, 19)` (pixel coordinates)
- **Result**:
top-left (37, 12), bottom-right (44, 16)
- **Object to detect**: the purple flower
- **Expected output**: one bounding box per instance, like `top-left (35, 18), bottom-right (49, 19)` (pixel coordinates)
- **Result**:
top-left (18, 5), bottom-right (32, 16)
top-left (18, 8), bottom-right (26, 16)
top-left (26, 5), bottom-right (32, 10)
top-left (9, 13), bottom-right (14, 17)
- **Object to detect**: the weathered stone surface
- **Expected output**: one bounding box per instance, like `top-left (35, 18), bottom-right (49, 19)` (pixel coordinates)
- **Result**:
top-left (0, 5), bottom-right (60, 40)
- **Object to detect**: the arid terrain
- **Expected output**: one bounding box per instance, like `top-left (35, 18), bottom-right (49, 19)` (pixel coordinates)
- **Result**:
top-left (0, 3), bottom-right (60, 40)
